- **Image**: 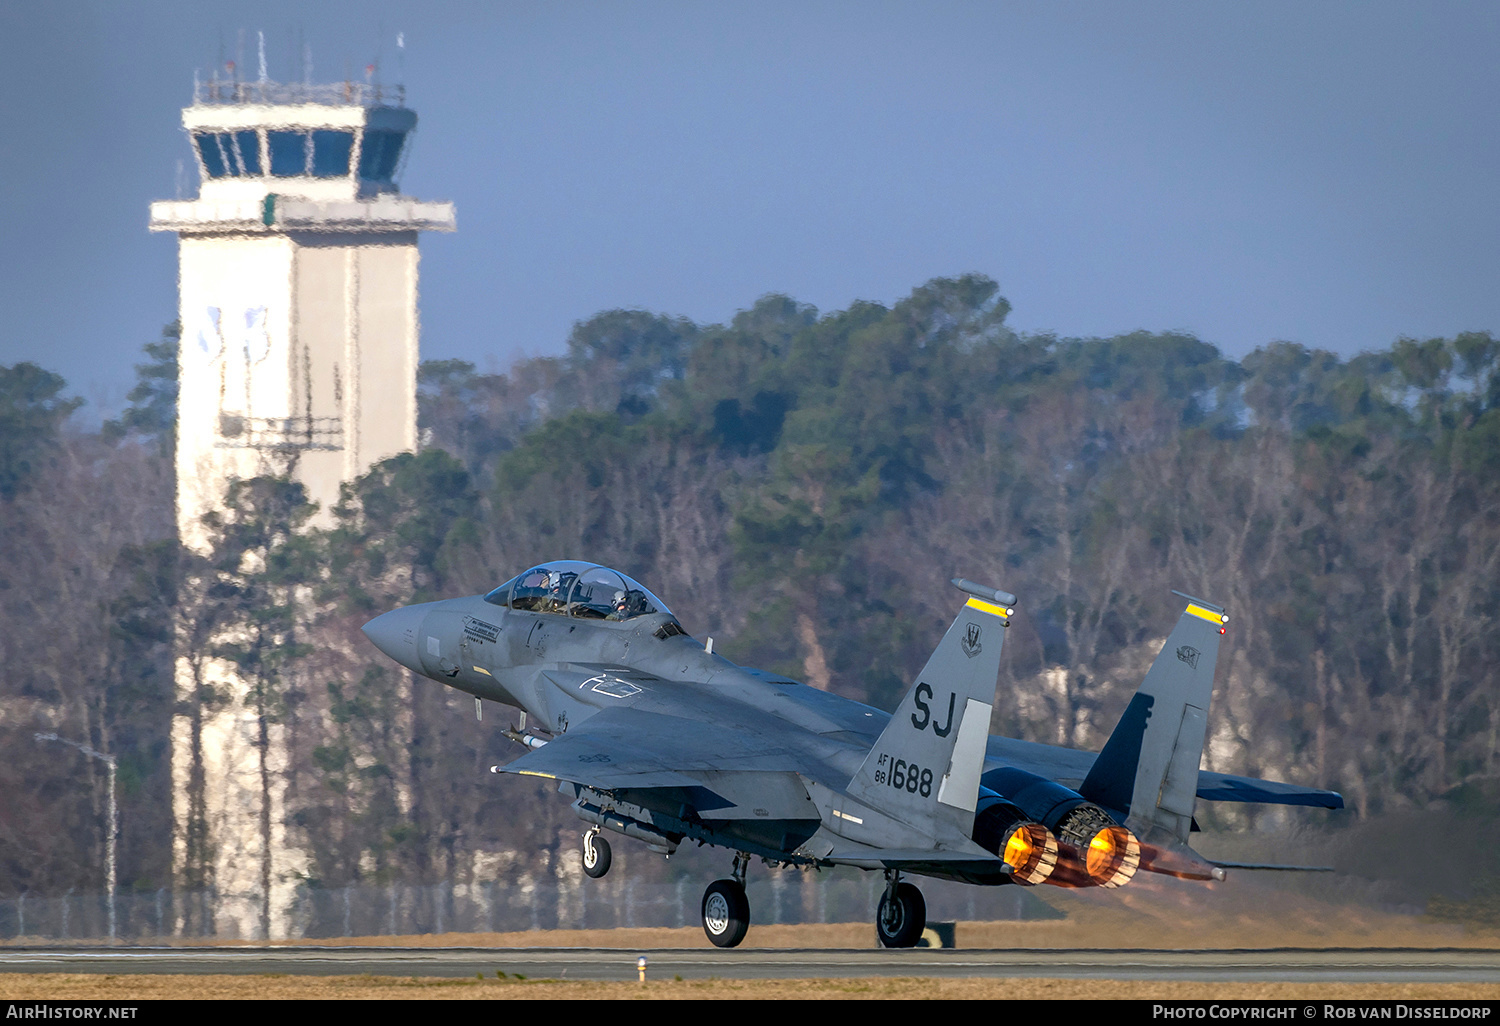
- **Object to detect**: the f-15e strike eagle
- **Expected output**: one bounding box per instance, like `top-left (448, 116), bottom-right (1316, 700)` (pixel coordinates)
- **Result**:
top-left (363, 560), bottom-right (1342, 948)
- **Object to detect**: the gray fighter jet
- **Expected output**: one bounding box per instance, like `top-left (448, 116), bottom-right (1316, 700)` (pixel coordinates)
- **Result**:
top-left (363, 561), bottom-right (1342, 947)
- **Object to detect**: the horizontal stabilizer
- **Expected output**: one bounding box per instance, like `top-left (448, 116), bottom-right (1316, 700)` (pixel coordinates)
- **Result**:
top-left (1196, 771), bottom-right (1345, 809)
top-left (982, 739), bottom-right (1347, 812)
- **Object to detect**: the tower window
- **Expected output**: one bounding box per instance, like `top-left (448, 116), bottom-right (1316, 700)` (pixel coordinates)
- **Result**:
top-left (198, 127), bottom-right (365, 179)
top-left (311, 130), bottom-right (354, 177)
top-left (195, 133), bottom-right (230, 178)
top-left (358, 129), bottom-right (406, 181)
top-left (194, 131), bottom-right (265, 178)
top-left (232, 130), bottom-right (262, 175)
top-left (268, 130), bottom-right (310, 176)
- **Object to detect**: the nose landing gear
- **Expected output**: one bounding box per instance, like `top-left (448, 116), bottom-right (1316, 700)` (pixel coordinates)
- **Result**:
top-left (582, 829), bottom-right (612, 879)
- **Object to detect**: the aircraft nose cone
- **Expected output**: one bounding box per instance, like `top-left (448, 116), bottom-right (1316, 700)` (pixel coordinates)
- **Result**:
top-left (362, 605), bottom-right (426, 670)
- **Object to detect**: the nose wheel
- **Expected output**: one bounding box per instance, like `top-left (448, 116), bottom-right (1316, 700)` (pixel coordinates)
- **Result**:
top-left (701, 852), bottom-right (752, 948)
top-left (876, 874), bottom-right (926, 948)
top-left (701, 878), bottom-right (750, 948)
top-left (582, 829), bottom-right (612, 879)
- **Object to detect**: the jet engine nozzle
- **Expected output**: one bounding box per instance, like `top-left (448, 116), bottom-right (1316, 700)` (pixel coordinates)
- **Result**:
top-left (1082, 824), bottom-right (1140, 888)
top-left (979, 770), bottom-right (1138, 888)
top-left (972, 789), bottom-right (1059, 885)
top-left (1054, 806), bottom-right (1140, 888)
top-left (1001, 821), bottom-right (1059, 885)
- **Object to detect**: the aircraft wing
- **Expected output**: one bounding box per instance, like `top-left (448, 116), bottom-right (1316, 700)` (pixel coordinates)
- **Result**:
top-left (496, 705), bottom-right (805, 792)
top-left (983, 736), bottom-right (1344, 810)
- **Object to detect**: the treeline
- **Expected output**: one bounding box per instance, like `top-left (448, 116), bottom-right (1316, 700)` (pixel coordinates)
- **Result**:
top-left (3, 275), bottom-right (1498, 900)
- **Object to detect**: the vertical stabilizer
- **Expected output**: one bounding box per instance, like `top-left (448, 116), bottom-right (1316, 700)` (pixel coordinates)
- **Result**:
top-left (846, 580), bottom-right (1014, 840)
top-left (1080, 593), bottom-right (1228, 845)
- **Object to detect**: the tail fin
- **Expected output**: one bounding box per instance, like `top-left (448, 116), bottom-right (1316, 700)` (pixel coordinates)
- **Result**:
top-left (846, 579), bottom-right (1014, 840)
top-left (1080, 591), bottom-right (1228, 845)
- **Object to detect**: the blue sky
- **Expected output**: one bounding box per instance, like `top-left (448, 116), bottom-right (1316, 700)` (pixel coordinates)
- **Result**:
top-left (3, 2), bottom-right (1498, 415)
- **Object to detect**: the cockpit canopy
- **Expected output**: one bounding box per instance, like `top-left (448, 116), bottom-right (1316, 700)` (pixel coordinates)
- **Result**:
top-left (483, 561), bottom-right (670, 622)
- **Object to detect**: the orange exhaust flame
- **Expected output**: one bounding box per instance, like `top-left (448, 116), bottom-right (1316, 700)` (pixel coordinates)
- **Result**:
top-left (1037, 857), bottom-right (1094, 888)
top-left (1085, 825), bottom-right (1140, 888)
top-left (1002, 823), bottom-right (1059, 885)
top-left (1041, 828), bottom-right (1140, 888)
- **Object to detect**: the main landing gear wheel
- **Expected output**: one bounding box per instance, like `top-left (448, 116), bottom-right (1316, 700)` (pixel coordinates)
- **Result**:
top-left (876, 881), bottom-right (926, 948)
top-left (582, 831), bottom-right (612, 879)
top-left (701, 878), bottom-right (750, 948)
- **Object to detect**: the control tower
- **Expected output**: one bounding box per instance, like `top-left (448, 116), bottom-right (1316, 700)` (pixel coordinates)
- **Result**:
top-left (151, 75), bottom-right (454, 544)
top-left (150, 73), bottom-right (454, 937)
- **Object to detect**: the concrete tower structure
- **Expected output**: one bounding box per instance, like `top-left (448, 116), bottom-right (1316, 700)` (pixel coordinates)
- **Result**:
top-left (150, 73), bottom-right (454, 937)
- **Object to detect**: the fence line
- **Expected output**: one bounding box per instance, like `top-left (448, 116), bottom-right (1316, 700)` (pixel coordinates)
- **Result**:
top-left (0, 871), bottom-right (1059, 942)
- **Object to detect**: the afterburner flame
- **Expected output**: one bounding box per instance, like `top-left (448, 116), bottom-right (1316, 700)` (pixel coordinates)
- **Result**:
top-left (1085, 825), bottom-right (1140, 888)
top-left (1002, 823), bottom-right (1059, 885)
top-left (1004, 828), bottom-right (1032, 865)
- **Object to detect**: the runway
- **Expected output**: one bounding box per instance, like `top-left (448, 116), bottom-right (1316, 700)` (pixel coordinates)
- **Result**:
top-left (3, 947), bottom-right (1499, 984)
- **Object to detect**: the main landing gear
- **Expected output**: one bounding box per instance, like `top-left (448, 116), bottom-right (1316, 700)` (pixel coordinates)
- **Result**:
top-left (701, 853), bottom-right (751, 948)
top-left (582, 829), bottom-right (612, 879)
top-left (876, 871), bottom-right (926, 948)
top-left (584, 836), bottom-right (925, 950)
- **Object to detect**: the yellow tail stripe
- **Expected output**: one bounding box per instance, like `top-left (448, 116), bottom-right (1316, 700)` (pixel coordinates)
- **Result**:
top-left (965, 596), bottom-right (1010, 618)
top-left (1185, 603), bottom-right (1223, 624)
